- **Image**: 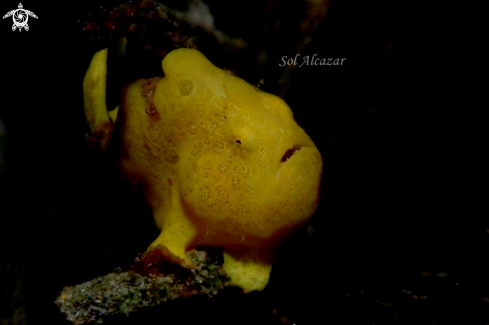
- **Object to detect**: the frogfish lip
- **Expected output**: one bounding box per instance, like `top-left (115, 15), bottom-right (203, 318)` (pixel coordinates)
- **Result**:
top-left (280, 145), bottom-right (307, 162)
top-left (275, 144), bottom-right (322, 184)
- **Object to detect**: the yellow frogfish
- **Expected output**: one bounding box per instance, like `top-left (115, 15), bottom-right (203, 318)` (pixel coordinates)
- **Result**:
top-left (83, 48), bottom-right (322, 292)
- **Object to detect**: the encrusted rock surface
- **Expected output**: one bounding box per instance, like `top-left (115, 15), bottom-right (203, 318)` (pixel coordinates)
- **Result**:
top-left (55, 248), bottom-right (231, 324)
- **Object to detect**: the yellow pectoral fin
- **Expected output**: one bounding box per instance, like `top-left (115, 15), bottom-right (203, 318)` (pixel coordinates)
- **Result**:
top-left (148, 208), bottom-right (197, 268)
top-left (223, 245), bottom-right (274, 292)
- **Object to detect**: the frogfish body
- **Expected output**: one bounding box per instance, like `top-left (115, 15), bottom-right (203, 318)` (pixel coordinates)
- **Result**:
top-left (83, 48), bottom-right (322, 292)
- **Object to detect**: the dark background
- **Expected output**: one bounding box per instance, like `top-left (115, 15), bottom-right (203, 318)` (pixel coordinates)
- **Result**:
top-left (0, 0), bottom-right (487, 324)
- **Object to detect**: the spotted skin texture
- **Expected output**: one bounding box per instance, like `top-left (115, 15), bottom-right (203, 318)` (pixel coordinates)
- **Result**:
top-left (84, 48), bottom-right (322, 292)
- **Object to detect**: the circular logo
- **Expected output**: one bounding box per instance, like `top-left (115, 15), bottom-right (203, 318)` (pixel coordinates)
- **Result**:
top-left (13, 9), bottom-right (28, 28)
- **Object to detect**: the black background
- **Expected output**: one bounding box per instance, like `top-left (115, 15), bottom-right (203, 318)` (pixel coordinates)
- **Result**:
top-left (0, 0), bottom-right (487, 324)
